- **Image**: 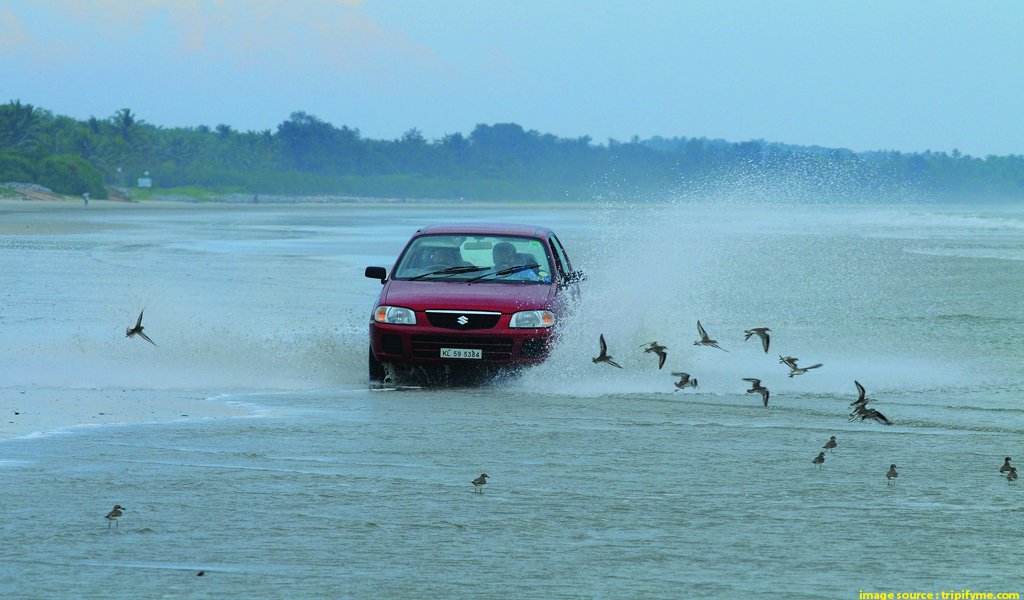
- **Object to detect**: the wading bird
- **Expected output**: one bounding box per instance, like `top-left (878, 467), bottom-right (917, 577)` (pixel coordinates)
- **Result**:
top-left (472, 473), bottom-right (489, 492)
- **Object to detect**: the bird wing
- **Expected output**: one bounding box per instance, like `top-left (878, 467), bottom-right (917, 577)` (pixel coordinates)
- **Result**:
top-left (761, 333), bottom-right (770, 353)
top-left (806, 363), bottom-right (823, 370)
top-left (855, 380), bottom-right (866, 402)
top-left (743, 378), bottom-right (760, 385)
top-left (606, 358), bottom-right (622, 369)
top-left (762, 389), bottom-right (769, 406)
top-left (135, 309), bottom-right (144, 329)
top-left (598, 334), bottom-right (608, 357)
top-left (656, 350), bottom-right (666, 369)
top-left (138, 331), bottom-right (157, 346)
top-left (696, 320), bottom-right (708, 340)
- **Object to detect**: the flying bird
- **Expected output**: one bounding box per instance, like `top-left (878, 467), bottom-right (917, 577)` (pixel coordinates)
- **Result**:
top-left (471, 473), bottom-right (489, 492)
top-left (125, 309), bottom-right (157, 346)
top-left (787, 362), bottom-right (822, 378)
top-left (640, 341), bottom-right (668, 369)
top-left (593, 334), bottom-right (622, 368)
top-left (886, 464), bottom-right (898, 485)
top-left (778, 355), bottom-right (799, 370)
top-left (105, 504), bottom-right (126, 529)
top-left (850, 380), bottom-right (871, 409)
top-left (849, 404), bottom-right (893, 426)
top-left (813, 452), bottom-right (825, 468)
top-left (694, 321), bottom-right (728, 352)
top-left (823, 436), bottom-right (837, 452)
top-left (671, 371), bottom-right (698, 390)
top-left (1000, 457), bottom-right (1012, 474)
top-left (744, 327), bottom-right (771, 353)
top-left (743, 378), bottom-right (770, 407)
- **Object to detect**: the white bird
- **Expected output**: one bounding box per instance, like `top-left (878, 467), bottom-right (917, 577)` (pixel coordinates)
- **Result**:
top-left (593, 334), bottom-right (622, 368)
top-left (744, 327), bottom-right (771, 353)
top-left (787, 362), bottom-right (822, 377)
top-left (694, 321), bottom-right (727, 352)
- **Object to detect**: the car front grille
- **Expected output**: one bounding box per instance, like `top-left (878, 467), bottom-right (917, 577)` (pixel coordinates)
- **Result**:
top-left (410, 335), bottom-right (514, 360)
top-left (425, 310), bottom-right (502, 330)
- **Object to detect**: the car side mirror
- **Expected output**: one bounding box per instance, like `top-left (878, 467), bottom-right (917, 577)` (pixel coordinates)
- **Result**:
top-left (365, 266), bottom-right (387, 284)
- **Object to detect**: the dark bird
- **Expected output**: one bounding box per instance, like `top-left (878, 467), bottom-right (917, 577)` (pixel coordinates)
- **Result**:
top-left (787, 362), bottom-right (822, 377)
top-left (850, 380), bottom-right (871, 409)
top-left (694, 321), bottom-right (728, 352)
top-left (105, 504), bottom-right (126, 529)
top-left (743, 378), bottom-right (770, 407)
top-left (671, 371), bottom-right (698, 390)
top-left (778, 355), bottom-right (799, 370)
top-left (1000, 457), bottom-right (1012, 473)
top-left (1008, 467), bottom-right (1018, 481)
top-left (744, 327), bottom-right (771, 353)
top-left (640, 341), bottom-right (668, 369)
top-left (849, 404), bottom-right (893, 426)
top-left (471, 473), bottom-right (489, 492)
top-left (126, 309), bottom-right (157, 346)
top-left (886, 464), bottom-right (898, 485)
top-left (823, 436), bottom-right (837, 452)
top-left (593, 334), bottom-right (622, 368)
top-left (813, 452), bottom-right (826, 468)
top-left (197, 571), bottom-right (205, 577)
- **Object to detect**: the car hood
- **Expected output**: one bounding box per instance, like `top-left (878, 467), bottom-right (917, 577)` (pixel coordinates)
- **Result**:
top-left (383, 280), bottom-right (555, 312)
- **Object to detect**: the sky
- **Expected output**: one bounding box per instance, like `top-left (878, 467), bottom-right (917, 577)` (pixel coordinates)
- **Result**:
top-left (1, 0), bottom-right (1022, 157)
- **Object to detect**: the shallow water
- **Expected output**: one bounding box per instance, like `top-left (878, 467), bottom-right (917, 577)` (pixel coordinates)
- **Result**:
top-left (1, 199), bottom-right (1023, 598)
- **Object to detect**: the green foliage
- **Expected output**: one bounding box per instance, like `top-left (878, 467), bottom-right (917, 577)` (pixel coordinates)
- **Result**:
top-left (0, 151), bottom-right (36, 181)
top-left (0, 100), bottom-right (1022, 202)
top-left (37, 155), bottom-right (108, 198)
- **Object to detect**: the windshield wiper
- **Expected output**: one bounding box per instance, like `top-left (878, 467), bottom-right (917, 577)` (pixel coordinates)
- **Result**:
top-left (466, 263), bottom-right (540, 283)
top-left (408, 265), bottom-right (487, 280)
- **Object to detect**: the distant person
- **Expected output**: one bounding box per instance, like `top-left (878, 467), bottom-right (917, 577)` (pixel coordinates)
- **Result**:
top-left (492, 241), bottom-right (539, 281)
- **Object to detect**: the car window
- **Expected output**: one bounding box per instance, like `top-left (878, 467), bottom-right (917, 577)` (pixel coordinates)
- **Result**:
top-left (548, 236), bottom-right (570, 275)
top-left (393, 234), bottom-right (552, 282)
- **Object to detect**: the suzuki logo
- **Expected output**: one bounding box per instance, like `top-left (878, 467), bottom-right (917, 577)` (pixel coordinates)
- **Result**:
top-left (457, 315), bottom-right (469, 325)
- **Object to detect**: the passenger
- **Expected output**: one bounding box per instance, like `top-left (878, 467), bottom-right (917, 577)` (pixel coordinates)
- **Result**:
top-left (492, 241), bottom-right (540, 281)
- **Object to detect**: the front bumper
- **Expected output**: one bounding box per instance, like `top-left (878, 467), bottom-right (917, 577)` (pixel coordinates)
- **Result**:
top-left (369, 320), bottom-right (554, 367)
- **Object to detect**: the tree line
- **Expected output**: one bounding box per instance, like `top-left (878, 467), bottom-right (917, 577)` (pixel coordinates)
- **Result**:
top-left (1, 100), bottom-right (1022, 201)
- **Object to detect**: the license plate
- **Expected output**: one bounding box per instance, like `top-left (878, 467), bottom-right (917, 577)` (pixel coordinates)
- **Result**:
top-left (440, 347), bottom-right (482, 359)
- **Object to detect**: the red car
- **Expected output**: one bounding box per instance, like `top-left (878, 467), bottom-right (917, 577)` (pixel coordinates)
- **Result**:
top-left (364, 223), bottom-right (584, 383)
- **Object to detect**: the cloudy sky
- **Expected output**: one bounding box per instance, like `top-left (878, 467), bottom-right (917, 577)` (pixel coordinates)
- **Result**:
top-left (1, 1), bottom-right (1021, 156)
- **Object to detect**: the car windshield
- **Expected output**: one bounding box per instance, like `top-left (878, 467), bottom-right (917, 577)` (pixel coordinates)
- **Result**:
top-left (392, 234), bottom-right (552, 283)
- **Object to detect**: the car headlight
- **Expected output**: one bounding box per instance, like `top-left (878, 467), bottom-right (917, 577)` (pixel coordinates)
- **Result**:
top-left (373, 305), bottom-right (417, 325)
top-left (509, 310), bottom-right (555, 328)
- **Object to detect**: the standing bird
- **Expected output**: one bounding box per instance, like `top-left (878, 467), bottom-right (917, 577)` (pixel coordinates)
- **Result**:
top-left (592, 334), bottom-right (622, 368)
top-left (671, 371), bottom-right (698, 391)
top-left (787, 362), bottom-right (823, 378)
top-left (823, 436), bottom-right (837, 452)
top-left (105, 504), bottom-right (126, 529)
top-left (471, 473), bottom-right (489, 492)
top-left (1008, 467), bottom-right (1018, 481)
top-left (743, 378), bottom-right (770, 407)
top-left (1000, 457), bottom-right (1012, 474)
top-left (886, 464), bottom-right (898, 485)
top-left (126, 309), bottom-right (157, 346)
top-left (694, 321), bottom-right (728, 352)
top-left (744, 327), bottom-right (771, 353)
top-left (812, 452), bottom-right (826, 468)
top-left (640, 341), bottom-right (668, 369)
